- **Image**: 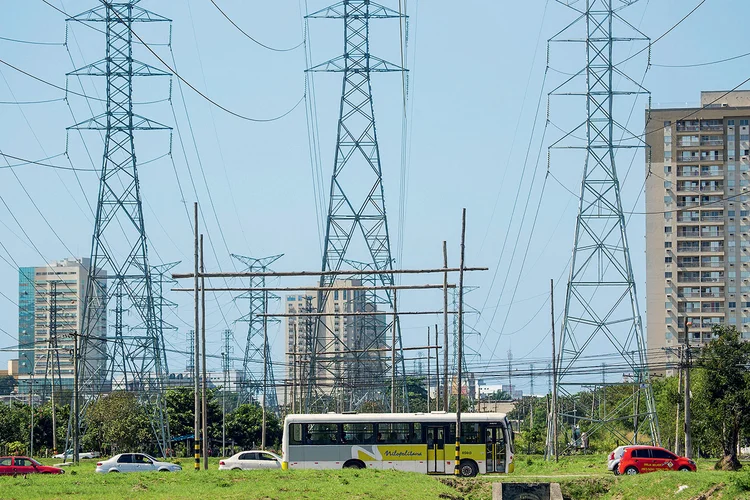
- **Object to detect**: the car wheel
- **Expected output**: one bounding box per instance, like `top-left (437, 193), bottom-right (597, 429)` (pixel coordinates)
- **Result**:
top-left (624, 466), bottom-right (638, 475)
top-left (109, 470), bottom-right (119, 473)
top-left (459, 460), bottom-right (479, 478)
top-left (678, 466), bottom-right (692, 472)
top-left (232, 467), bottom-right (242, 471)
top-left (613, 467), bottom-right (620, 476)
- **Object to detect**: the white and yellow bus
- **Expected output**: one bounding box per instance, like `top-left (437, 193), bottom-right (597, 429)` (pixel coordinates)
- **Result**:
top-left (281, 412), bottom-right (514, 477)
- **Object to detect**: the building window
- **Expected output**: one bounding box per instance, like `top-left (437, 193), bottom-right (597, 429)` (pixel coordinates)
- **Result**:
top-left (664, 121), bottom-right (672, 127)
top-left (665, 226), bottom-right (672, 234)
top-left (730, 302), bottom-right (737, 308)
top-left (741, 120), bottom-right (749, 126)
top-left (665, 272), bottom-right (672, 279)
top-left (729, 120), bottom-right (735, 126)
top-left (665, 257), bottom-right (672, 263)
top-left (665, 241), bottom-right (672, 248)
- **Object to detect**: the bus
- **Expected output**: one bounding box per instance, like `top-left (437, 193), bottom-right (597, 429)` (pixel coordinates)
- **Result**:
top-left (281, 412), bottom-right (514, 477)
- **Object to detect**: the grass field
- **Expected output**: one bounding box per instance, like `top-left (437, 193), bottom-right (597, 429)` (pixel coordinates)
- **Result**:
top-left (1, 455), bottom-right (748, 499)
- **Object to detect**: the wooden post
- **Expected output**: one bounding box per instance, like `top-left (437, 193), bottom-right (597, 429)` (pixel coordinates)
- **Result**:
top-left (391, 290), bottom-right (398, 413)
top-left (193, 203), bottom-right (200, 471)
top-left (73, 332), bottom-right (79, 464)
top-left (454, 209), bottom-right (466, 476)
top-left (551, 278), bottom-right (558, 462)
top-left (201, 235), bottom-right (208, 470)
top-left (675, 347), bottom-right (682, 456)
top-left (427, 326), bottom-right (431, 412)
top-left (435, 323), bottom-right (440, 412)
top-left (684, 321), bottom-right (693, 459)
top-left (442, 241), bottom-right (449, 412)
top-left (292, 324), bottom-right (298, 414)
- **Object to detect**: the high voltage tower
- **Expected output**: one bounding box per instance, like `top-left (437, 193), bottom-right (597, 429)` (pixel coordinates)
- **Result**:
top-left (67, 1), bottom-right (172, 455)
top-left (232, 254), bottom-right (282, 411)
top-left (305, 1), bottom-right (407, 411)
top-left (550, 0), bottom-right (659, 448)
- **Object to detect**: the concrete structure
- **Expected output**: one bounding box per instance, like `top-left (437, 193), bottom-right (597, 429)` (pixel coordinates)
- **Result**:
top-left (16, 258), bottom-right (107, 393)
top-left (284, 280), bottom-right (386, 400)
top-left (646, 91), bottom-right (750, 372)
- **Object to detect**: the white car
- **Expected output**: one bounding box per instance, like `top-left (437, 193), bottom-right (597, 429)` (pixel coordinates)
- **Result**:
top-left (218, 450), bottom-right (281, 470)
top-left (95, 453), bottom-right (182, 473)
top-left (607, 446), bottom-right (626, 475)
top-left (53, 450), bottom-right (100, 459)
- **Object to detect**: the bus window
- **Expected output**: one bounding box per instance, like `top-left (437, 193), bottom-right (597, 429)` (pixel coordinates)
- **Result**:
top-left (289, 423), bottom-right (303, 445)
top-left (343, 423), bottom-right (374, 444)
top-left (308, 423), bottom-right (338, 444)
top-left (409, 423), bottom-right (423, 444)
top-left (378, 423), bottom-right (409, 443)
top-left (462, 423), bottom-right (482, 444)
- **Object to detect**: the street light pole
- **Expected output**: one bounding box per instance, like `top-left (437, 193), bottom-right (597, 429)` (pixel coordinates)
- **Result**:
top-left (684, 320), bottom-right (693, 459)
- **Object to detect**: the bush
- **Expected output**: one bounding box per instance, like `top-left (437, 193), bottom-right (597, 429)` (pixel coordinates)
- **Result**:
top-left (7, 441), bottom-right (26, 455)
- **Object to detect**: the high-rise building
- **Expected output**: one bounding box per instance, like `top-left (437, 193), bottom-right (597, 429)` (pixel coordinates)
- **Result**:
top-left (17, 258), bottom-right (107, 393)
top-left (284, 280), bottom-right (387, 402)
top-left (646, 91), bottom-right (750, 373)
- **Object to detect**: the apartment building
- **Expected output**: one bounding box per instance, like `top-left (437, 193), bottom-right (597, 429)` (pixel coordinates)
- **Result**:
top-left (284, 279), bottom-right (387, 400)
top-left (17, 258), bottom-right (107, 393)
top-left (646, 91), bottom-right (750, 372)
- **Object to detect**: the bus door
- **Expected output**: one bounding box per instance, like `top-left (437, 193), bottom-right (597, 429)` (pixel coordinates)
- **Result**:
top-left (426, 426), bottom-right (445, 473)
top-left (485, 426), bottom-right (506, 473)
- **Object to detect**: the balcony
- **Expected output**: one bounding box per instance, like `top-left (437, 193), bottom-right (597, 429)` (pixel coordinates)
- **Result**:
top-left (677, 124), bottom-right (700, 132)
top-left (676, 215), bottom-right (700, 223)
top-left (700, 261), bottom-right (724, 268)
top-left (701, 276), bottom-right (725, 283)
top-left (702, 155), bottom-right (724, 162)
top-left (700, 170), bottom-right (724, 177)
top-left (700, 216), bottom-right (725, 222)
top-left (701, 139), bottom-right (724, 147)
top-left (677, 156), bottom-right (701, 163)
top-left (677, 201), bottom-right (701, 208)
top-left (677, 261), bottom-right (700, 268)
top-left (701, 124), bottom-right (724, 131)
top-left (676, 231), bottom-right (701, 238)
top-left (702, 306), bottom-right (725, 313)
top-left (700, 230), bottom-right (724, 238)
top-left (701, 246), bottom-right (724, 253)
top-left (677, 245), bottom-right (700, 253)
top-left (701, 185), bottom-right (724, 193)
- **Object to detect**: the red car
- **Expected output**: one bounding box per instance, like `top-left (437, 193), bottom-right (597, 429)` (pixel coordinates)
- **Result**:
top-left (617, 446), bottom-right (696, 475)
top-left (0, 456), bottom-right (64, 475)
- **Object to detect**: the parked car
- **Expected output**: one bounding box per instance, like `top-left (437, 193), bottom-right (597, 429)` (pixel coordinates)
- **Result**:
top-left (607, 446), bottom-right (626, 475)
top-left (0, 456), bottom-right (64, 475)
top-left (618, 446), bottom-right (696, 475)
top-left (218, 450), bottom-right (282, 471)
top-left (53, 449), bottom-right (100, 459)
top-left (95, 453), bottom-right (182, 473)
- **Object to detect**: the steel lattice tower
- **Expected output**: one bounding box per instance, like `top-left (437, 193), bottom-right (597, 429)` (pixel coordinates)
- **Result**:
top-left (550, 0), bottom-right (659, 447)
top-left (306, 0), bottom-right (406, 412)
top-left (67, 1), bottom-right (172, 455)
top-left (232, 254), bottom-right (282, 411)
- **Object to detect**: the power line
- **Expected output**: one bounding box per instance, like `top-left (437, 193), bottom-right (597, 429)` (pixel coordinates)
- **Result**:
top-left (652, 50), bottom-right (750, 69)
top-left (0, 35), bottom-right (64, 46)
top-left (208, 0), bottom-right (303, 52)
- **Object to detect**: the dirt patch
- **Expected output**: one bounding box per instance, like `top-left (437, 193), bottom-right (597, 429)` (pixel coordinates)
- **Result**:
top-left (438, 478), bottom-right (491, 499)
top-left (690, 482), bottom-right (724, 500)
top-left (561, 477), bottom-right (614, 500)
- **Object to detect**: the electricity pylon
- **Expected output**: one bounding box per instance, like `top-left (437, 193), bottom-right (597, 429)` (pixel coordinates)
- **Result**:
top-left (306, 0), bottom-right (407, 412)
top-left (232, 254), bottom-right (282, 411)
top-left (550, 0), bottom-right (659, 448)
top-left (67, 1), bottom-right (172, 455)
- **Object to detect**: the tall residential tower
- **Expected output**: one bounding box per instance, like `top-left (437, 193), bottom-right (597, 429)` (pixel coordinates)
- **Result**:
top-left (646, 91), bottom-right (750, 371)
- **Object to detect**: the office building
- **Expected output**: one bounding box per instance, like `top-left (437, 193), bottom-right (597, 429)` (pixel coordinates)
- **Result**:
top-left (646, 91), bottom-right (750, 372)
top-left (17, 258), bottom-right (107, 393)
top-left (284, 279), bottom-right (387, 400)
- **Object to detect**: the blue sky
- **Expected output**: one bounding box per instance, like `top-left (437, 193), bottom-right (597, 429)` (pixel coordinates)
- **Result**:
top-left (0, 0), bottom-right (743, 395)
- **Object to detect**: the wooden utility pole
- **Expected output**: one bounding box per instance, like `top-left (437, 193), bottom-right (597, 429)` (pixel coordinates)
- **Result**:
top-left (262, 290), bottom-right (268, 450)
top-left (193, 203), bottom-right (201, 472)
top-left (292, 324), bottom-right (298, 414)
top-left (454, 208), bottom-right (466, 476)
top-left (684, 321), bottom-right (693, 459)
top-left (200, 235), bottom-right (208, 470)
top-left (391, 290), bottom-right (398, 413)
top-left (675, 346), bottom-right (683, 456)
top-left (551, 278), bottom-right (558, 462)
top-left (442, 241), bottom-right (449, 412)
top-left (435, 323), bottom-right (440, 412)
top-left (72, 331), bottom-right (79, 465)
top-left (427, 326), bottom-right (431, 412)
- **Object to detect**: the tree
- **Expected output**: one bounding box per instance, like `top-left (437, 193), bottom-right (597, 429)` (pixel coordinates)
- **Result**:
top-left (695, 325), bottom-right (750, 470)
top-left (165, 387), bottom-right (224, 455)
top-left (0, 375), bottom-right (15, 395)
top-left (487, 389), bottom-right (511, 401)
top-left (226, 404), bottom-right (281, 450)
top-left (84, 392), bottom-right (151, 454)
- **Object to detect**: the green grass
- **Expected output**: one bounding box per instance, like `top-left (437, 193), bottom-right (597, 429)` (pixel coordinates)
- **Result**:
top-left (4, 454), bottom-right (748, 499)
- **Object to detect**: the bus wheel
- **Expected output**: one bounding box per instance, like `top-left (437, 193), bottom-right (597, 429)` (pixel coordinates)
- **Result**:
top-left (459, 460), bottom-right (478, 478)
top-left (343, 460), bottom-right (365, 470)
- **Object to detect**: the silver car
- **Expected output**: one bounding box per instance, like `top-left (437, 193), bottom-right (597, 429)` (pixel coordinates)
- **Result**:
top-left (218, 450), bottom-right (281, 471)
top-left (95, 453), bottom-right (182, 473)
top-left (607, 446), bottom-right (626, 475)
